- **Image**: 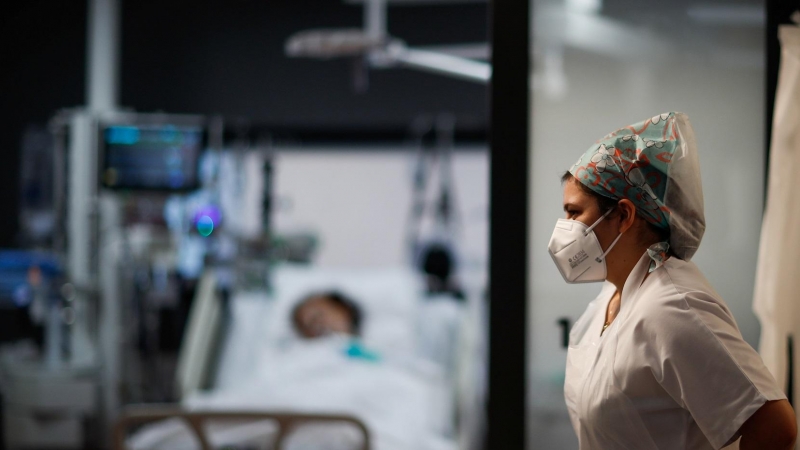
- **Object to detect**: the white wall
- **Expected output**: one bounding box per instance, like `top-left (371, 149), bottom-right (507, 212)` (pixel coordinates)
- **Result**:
top-left (271, 147), bottom-right (489, 270)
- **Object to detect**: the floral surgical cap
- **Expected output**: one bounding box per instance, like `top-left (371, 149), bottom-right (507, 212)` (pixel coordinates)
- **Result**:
top-left (569, 112), bottom-right (705, 261)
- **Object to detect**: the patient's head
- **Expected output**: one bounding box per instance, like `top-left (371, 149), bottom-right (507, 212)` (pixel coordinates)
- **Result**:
top-left (292, 291), bottom-right (362, 339)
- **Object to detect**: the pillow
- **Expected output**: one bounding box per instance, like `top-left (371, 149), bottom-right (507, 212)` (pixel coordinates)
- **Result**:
top-left (262, 265), bottom-right (424, 359)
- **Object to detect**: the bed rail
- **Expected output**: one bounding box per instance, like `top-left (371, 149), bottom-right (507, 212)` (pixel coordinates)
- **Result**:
top-left (112, 404), bottom-right (371, 450)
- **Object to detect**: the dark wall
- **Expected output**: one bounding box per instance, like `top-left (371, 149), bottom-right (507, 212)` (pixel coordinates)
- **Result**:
top-left (1, 0), bottom-right (488, 247)
top-left (121, 0), bottom-right (488, 126)
top-left (0, 1), bottom-right (88, 247)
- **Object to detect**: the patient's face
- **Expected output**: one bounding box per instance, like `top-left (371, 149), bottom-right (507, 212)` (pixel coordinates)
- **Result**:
top-left (294, 296), bottom-right (354, 339)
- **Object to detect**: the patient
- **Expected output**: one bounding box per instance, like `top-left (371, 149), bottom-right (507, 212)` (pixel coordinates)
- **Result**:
top-left (292, 291), bottom-right (363, 339)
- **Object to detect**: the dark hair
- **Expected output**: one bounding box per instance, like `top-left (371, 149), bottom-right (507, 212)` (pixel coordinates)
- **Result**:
top-left (292, 290), bottom-right (363, 335)
top-left (561, 171), bottom-right (669, 244)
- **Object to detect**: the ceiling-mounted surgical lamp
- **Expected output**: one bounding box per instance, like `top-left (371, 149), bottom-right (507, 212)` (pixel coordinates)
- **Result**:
top-left (379, 43), bottom-right (491, 83)
top-left (284, 0), bottom-right (491, 88)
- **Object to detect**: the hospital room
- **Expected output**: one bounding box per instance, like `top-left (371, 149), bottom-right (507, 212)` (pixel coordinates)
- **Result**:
top-left (1, 0), bottom-right (798, 449)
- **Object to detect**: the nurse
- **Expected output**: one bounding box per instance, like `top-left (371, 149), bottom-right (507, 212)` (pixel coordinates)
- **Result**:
top-left (549, 112), bottom-right (797, 449)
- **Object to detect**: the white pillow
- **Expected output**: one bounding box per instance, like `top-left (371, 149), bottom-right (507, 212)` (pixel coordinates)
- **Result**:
top-left (263, 265), bottom-right (424, 359)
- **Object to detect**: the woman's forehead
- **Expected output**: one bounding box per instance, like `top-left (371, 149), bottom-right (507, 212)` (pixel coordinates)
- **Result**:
top-left (563, 179), bottom-right (593, 205)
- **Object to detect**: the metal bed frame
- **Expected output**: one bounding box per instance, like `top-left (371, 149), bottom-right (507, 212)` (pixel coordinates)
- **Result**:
top-left (112, 405), bottom-right (371, 450)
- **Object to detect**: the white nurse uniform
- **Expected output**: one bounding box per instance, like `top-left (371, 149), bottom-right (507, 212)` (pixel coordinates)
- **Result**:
top-left (565, 252), bottom-right (786, 450)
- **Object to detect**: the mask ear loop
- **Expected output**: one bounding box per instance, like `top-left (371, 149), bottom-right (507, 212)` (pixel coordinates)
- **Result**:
top-left (596, 233), bottom-right (623, 263)
top-left (581, 207), bottom-right (622, 263)
top-left (584, 207), bottom-right (616, 236)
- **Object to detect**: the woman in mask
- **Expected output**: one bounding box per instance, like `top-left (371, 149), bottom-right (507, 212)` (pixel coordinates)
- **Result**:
top-left (550, 112), bottom-right (796, 449)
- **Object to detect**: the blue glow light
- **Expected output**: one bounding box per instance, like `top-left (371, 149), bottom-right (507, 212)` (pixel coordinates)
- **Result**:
top-left (196, 215), bottom-right (215, 237)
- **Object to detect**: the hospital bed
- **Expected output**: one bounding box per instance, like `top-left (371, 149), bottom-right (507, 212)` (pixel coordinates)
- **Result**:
top-left (118, 264), bottom-right (487, 450)
top-left (113, 407), bottom-right (371, 450)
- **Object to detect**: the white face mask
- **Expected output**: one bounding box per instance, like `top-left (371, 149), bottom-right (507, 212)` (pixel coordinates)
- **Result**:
top-left (548, 208), bottom-right (623, 284)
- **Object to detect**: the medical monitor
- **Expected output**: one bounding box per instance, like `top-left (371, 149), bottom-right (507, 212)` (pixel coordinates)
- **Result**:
top-left (100, 120), bottom-right (206, 191)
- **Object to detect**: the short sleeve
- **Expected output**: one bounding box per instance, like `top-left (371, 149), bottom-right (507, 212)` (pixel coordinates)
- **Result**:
top-left (644, 290), bottom-right (786, 449)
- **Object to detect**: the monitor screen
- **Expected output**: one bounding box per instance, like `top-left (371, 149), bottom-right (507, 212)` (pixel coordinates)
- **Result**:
top-left (101, 123), bottom-right (204, 191)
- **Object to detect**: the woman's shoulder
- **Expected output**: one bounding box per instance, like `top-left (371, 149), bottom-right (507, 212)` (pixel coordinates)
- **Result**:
top-left (662, 257), bottom-right (720, 293)
top-left (639, 258), bottom-right (723, 305)
top-left (631, 258), bottom-right (739, 337)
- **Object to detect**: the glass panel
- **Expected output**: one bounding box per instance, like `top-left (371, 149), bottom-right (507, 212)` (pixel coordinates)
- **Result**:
top-left (528, 1), bottom-right (766, 446)
top-left (10, 2), bottom-right (491, 449)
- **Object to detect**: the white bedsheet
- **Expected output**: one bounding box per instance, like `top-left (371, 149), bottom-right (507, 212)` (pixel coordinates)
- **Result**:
top-left (129, 336), bottom-right (456, 450)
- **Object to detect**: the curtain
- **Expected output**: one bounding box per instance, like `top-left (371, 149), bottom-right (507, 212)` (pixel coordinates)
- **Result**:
top-left (754, 24), bottom-right (800, 410)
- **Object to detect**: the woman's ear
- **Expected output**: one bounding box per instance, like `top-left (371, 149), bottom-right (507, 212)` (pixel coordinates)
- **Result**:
top-left (617, 199), bottom-right (637, 234)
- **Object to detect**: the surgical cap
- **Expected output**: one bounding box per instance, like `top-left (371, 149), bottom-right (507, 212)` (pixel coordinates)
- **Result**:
top-left (569, 112), bottom-right (705, 261)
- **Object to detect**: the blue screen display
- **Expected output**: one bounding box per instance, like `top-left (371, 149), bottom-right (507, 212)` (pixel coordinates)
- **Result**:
top-left (102, 124), bottom-right (204, 190)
